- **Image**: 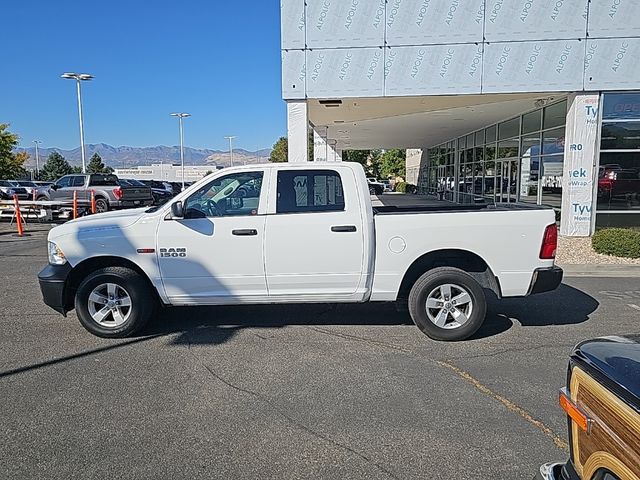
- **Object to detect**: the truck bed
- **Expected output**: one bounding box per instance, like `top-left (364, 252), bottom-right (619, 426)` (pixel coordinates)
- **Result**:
top-left (373, 202), bottom-right (549, 215)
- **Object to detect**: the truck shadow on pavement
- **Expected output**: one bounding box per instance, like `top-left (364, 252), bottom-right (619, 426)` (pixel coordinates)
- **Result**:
top-left (143, 283), bottom-right (599, 345)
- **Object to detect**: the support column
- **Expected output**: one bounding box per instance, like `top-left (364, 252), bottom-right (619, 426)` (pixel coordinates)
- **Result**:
top-left (335, 148), bottom-right (343, 162)
top-left (560, 93), bottom-right (601, 237)
top-left (313, 127), bottom-right (328, 162)
top-left (327, 140), bottom-right (339, 162)
top-left (287, 100), bottom-right (309, 162)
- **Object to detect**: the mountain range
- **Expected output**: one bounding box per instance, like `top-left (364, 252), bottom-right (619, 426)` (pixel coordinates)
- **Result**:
top-left (17, 143), bottom-right (272, 169)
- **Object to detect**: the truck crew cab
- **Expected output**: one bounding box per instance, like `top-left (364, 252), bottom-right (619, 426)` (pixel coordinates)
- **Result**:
top-left (38, 162), bottom-right (563, 340)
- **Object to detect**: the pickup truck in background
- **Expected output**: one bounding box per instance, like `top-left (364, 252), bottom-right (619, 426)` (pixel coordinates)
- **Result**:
top-left (38, 162), bottom-right (563, 340)
top-left (36, 174), bottom-right (153, 212)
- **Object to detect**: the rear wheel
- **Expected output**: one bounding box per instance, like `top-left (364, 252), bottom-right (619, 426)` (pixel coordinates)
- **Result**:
top-left (408, 267), bottom-right (487, 341)
top-left (95, 197), bottom-right (109, 213)
top-left (74, 267), bottom-right (154, 338)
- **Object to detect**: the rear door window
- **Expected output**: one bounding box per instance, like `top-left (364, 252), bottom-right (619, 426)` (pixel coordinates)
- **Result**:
top-left (72, 176), bottom-right (86, 187)
top-left (276, 170), bottom-right (345, 214)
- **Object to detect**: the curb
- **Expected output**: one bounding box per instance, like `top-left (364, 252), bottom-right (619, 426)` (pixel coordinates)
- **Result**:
top-left (559, 264), bottom-right (640, 278)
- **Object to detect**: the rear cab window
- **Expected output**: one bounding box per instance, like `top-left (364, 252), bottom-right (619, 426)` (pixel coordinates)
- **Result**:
top-left (276, 170), bottom-right (345, 214)
top-left (89, 174), bottom-right (119, 186)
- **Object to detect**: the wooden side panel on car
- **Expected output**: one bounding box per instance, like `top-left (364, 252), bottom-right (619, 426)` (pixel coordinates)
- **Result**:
top-left (570, 366), bottom-right (640, 480)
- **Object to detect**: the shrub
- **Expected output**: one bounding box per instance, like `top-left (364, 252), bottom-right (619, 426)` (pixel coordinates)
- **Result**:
top-left (592, 228), bottom-right (640, 259)
top-left (395, 182), bottom-right (416, 194)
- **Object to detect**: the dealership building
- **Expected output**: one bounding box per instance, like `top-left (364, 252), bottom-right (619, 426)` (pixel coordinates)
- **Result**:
top-left (280, 0), bottom-right (640, 235)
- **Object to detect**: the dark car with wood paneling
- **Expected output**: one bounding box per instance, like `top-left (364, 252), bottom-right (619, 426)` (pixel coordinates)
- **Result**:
top-left (536, 335), bottom-right (640, 480)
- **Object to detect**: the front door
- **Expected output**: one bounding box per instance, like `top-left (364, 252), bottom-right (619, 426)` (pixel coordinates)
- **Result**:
top-left (156, 170), bottom-right (268, 304)
top-left (264, 168), bottom-right (365, 297)
top-left (49, 175), bottom-right (73, 201)
top-left (494, 160), bottom-right (518, 203)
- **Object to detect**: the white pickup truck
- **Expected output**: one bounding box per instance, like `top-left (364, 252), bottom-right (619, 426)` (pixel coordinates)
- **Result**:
top-left (38, 162), bottom-right (562, 341)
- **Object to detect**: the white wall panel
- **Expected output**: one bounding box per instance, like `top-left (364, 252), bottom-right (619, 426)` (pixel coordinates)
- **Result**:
top-left (482, 40), bottom-right (584, 93)
top-left (306, 48), bottom-right (384, 98)
top-left (306, 0), bottom-right (386, 48)
top-left (584, 38), bottom-right (640, 91)
top-left (282, 50), bottom-right (306, 100)
top-left (384, 44), bottom-right (483, 96)
top-left (484, 0), bottom-right (588, 41)
top-left (281, 0), bottom-right (306, 49)
top-left (386, 0), bottom-right (484, 46)
top-left (588, 0), bottom-right (640, 38)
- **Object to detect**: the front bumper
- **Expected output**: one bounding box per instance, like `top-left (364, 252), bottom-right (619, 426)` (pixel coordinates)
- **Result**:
top-left (528, 266), bottom-right (564, 295)
top-left (38, 263), bottom-right (72, 315)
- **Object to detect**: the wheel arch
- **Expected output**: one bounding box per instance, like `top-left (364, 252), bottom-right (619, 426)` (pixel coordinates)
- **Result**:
top-left (64, 256), bottom-right (162, 311)
top-left (397, 249), bottom-right (501, 300)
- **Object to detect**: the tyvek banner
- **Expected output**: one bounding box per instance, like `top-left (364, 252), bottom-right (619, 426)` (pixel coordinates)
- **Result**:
top-left (281, 0), bottom-right (306, 49)
top-left (384, 44), bottom-right (483, 96)
top-left (306, 0), bottom-right (386, 48)
top-left (306, 48), bottom-right (384, 98)
top-left (385, 0), bottom-right (484, 46)
top-left (560, 94), bottom-right (600, 237)
top-left (482, 40), bottom-right (584, 93)
top-left (281, 50), bottom-right (306, 100)
top-left (484, 0), bottom-right (588, 41)
top-left (584, 38), bottom-right (640, 91)
top-left (587, 0), bottom-right (640, 38)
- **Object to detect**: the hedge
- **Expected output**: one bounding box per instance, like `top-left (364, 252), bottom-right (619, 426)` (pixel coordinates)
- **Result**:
top-left (395, 182), bottom-right (416, 194)
top-left (592, 228), bottom-right (640, 259)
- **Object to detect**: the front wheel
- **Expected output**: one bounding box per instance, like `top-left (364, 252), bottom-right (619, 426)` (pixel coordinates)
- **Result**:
top-left (408, 267), bottom-right (487, 341)
top-left (74, 267), bottom-right (154, 338)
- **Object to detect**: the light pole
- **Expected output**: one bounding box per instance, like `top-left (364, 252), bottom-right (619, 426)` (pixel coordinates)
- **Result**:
top-left (224, 135), bottom-right (237, 167)
top-left (33, 140), bottom-right (41, 178)
top-left (61, 72), bottom-right (93, 173)
top-left (171, 113), bottom-right (191, 189)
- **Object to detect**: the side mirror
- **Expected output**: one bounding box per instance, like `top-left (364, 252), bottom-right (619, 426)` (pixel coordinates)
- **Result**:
top-left (171, 201), bottom-right (184, 219)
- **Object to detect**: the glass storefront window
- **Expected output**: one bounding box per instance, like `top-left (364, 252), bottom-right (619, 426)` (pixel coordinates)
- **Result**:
top-left (540, 155), bottom-right (564, 209)
top-left (543, 100), bottom-right (567, 130)
top-left (597, 152), bottom-right (640, 211)
top-left (474, 130), bottom-right (484, 146)
top-left (542, 127), bottom-right (565, 155)
top-left (522, 110), bottom-right (542, 134)
top-left (601, 122), bottom-right (640, 150)
top-left (497, 139), bottom-right (519, 159)
top-left (486, 125), bottom-right (497, 143)
top-left (603, 93), bottom-right (640, 120)
top-left (498, 117), bottom-right (520, 140)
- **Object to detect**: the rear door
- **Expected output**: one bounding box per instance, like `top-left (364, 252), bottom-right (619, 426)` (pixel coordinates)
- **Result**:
top-left (264, 167), bottom-right (365, 297)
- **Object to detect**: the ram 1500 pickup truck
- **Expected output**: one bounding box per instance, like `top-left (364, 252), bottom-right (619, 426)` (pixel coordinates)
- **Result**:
top-left (38, 162), bottom-right (563, 340)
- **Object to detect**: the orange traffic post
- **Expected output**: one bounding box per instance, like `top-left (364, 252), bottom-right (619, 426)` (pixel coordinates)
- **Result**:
top-left (90, 190), bottom-right (96, 214)
top-left (13, 194), bottom-right (24, 237)
top-left (73, 190), bottom-right (78, 219)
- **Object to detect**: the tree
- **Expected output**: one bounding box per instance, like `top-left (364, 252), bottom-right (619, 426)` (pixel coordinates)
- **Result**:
top-left (0, 124), bottom-right (27, 179)
top-left (342, 149), bottom-right (382, 178)
top-left (380, 149), bottom-right (406, 179)
top-left (87, 153), bottom-right (109, 174)
top-left (269, 136), bottom-right (288, 163)
top-left (40, 151), bottom-right (74, 181)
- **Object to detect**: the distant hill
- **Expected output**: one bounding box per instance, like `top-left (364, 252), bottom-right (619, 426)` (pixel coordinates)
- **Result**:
top-left (17, 143), bottom-right (272, 169)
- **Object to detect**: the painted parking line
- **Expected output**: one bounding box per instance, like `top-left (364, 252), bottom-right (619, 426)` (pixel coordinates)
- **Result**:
top-left (437, 360), bottom-right (569, 451)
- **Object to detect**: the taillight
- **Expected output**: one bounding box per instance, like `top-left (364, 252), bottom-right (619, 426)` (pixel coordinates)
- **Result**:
top-left (113, 187), bottom-right (123, 199)
top-left (540, 223), bottom-right (558, 259)
top-left (559, 387), bottom-right (592, 433)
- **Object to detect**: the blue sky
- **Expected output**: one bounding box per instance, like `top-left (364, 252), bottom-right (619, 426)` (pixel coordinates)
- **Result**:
top-left (1, 0), bottom-right (285, 152)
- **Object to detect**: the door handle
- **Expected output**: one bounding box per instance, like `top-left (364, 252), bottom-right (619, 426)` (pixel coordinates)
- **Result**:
top-left (331, 225), bottom-right (357, 233)
top-left (232, 229), bottom-right (258, 236)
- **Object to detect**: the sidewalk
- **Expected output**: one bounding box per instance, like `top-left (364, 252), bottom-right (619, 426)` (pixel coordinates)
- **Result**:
top-left (559, 263), bottom-right (640, 278)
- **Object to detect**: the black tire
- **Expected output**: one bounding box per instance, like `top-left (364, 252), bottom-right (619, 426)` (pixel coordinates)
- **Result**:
top-left (369, 186), bottom-right (376, 195)
top-left (408, 267), bottom-right (487, 341)
top-left (74, 267), bottom-right (154, 338)
top-left (36, 195), bottom-right (48, 201)
top-left (95, 197), bottom-right (109, 213)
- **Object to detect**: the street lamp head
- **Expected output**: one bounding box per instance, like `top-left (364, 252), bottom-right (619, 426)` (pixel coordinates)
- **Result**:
top-left (61, 72), bottom-right (93, 81)
top-left (171, 112), bottom-right (191, 118)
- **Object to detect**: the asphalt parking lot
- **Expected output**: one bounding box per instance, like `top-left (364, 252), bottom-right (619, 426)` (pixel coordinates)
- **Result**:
top-left (1, 225), bottom-right (639, 479)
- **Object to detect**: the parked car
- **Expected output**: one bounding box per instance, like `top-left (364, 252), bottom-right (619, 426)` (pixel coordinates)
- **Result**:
top-left (139, 180), bottom-right (174, 205)
top-left (9, 180), bottom-right (39, 197)
top-left (38, 162), bottom-right (562, 340)
top-left (36, 174), bottom-right (153, 212)
top-left (536, 335), bottom-right (640, 480)
top-left (0, 180), bottom-right (29, 200)
top-left (367, 177), bottom-right (385, 195)
top-left (381, 180), bottom-right (394, 192)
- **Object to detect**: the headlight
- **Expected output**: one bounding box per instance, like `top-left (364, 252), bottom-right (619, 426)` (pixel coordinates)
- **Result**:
top-left (48, 242), bottom-right (67, 265)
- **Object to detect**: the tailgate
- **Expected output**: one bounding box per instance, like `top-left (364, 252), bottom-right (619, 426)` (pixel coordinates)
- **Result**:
top-left (120, 186), bottom-right (153, 201)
